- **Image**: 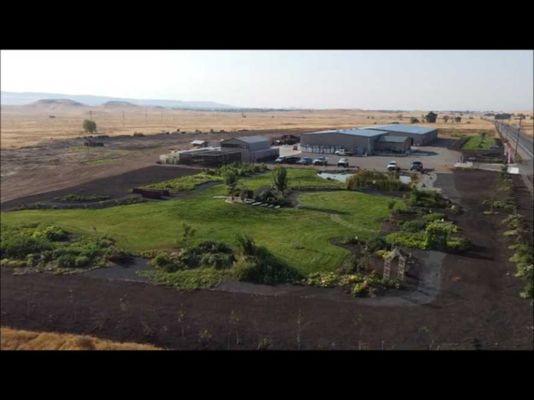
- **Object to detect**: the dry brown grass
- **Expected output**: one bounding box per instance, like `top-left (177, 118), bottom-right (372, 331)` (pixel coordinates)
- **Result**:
top-left (0, 106), bottom-right (496, 148)
top-left (0, 327), bottom-right (160, 350)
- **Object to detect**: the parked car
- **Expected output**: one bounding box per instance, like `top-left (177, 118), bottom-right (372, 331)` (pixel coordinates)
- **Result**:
top-left (275, 155), bottom-right (300, 164)
top-left (337, 158), bottom-right (349, 168)
top-left (334, 149), bottom-right (353, 156)
top-left (297, 157), bottom-right (313, 165)
top-left (284, 156), bottom-right (301, 164)
top-left (410, 160), bottom-right (424, 172)
top-left (313, 156), bottom-right (328, 166)
top-left (386, 161), bottom-right (400, 172)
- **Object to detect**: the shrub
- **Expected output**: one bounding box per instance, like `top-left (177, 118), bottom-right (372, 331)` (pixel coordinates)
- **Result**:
top-left (385, 231), bottom-right (426, 249)
top-left (400, 219), bottom-right (427, 233)
top-left (424, 220), bottom-right (458, 250)
top-left (0, 234), bottom-right (52, 259)
top-left (233, 239), bottom-right (301, 285)
top-left (32, 225), bottom-right (69, 241)
top-left (254, 186), bottom-right (288, 206)
top-left (56, 253), bottom-right (78, 268)
top-left (83, 119), bottom-right (97, 134)
top-left (347, 170), bottom-right (407, 192)
top-left (408, 188), bottom-right (447, 208)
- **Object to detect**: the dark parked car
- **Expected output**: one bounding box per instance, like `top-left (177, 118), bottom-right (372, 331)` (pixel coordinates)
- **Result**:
top-left (410, 160), bottom-right (423, 171)
top-left (297, 157), bottom-right (313, 165)
top-left (275, 156), bottom-right (300, 164)
top-left (284, 156), bottom-right (301, 164)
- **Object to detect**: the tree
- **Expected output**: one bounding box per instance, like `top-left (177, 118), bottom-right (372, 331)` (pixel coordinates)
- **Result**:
top-left (272, 166), bottom-right (288, 193)
top-left (443, 115), bottom-right (450, 123)
top-left (454, 116), bottom-right (462, 123)
top-left (180, 223), bottom-right (196, 248)
top-left (424, 112), bottom-right (438, 123)
top-left (83, 119), bottom-right (97, 134)
top-left (410, 117), bottom-right (420, 124)
top-left (223, 170), bottom-right (239, 197)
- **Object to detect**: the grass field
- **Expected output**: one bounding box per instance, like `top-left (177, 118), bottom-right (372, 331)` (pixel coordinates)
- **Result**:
top-left (0, 106), bottom-right (498, 148)
top-left (462, 134), bottom-right (496, 150)
top-left (0, 327), bottom-right (159, 350)
top-left (0, 169), bottom-right (391, 274)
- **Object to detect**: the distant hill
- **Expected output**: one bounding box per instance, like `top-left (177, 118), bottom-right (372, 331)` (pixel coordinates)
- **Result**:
top-left (1, 91), bottom-right (235, 110)
top-left (102, 100), bottom-right (139, 108)
top-left (30, 99), bottom-right (86, 108)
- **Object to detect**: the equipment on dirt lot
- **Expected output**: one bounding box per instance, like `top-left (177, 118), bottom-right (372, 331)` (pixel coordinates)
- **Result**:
top-left (273, 134), bottom-right (300, 145)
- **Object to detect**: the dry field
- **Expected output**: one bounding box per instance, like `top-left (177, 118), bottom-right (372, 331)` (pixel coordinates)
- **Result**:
top-left (0, 327), bottom-right (159, 350)
top-left (1, 104), bottom-right (496, 149)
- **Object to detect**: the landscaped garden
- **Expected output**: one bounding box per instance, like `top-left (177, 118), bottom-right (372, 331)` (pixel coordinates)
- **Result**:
top-left (0, 165), bottom-right (473, 297)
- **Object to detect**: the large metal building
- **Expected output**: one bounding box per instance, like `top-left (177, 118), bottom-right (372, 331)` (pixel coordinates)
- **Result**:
top-left (364, 124), bottom-right (438, 146)
top-left (300, 128), bottom-right (388, 155)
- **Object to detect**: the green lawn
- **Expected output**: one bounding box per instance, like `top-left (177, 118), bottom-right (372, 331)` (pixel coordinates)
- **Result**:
top-left (0, 169), bottom-right (390, 275)
top-left (239, 168), bottom-right (345, 190)
top-left (462, 134), bottom-right (496, 150)
top-left (144, 173), bottom-right (222, 192)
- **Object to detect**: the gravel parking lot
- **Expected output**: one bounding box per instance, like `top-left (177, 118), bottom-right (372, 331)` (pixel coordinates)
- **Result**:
top-left (278, 139), bottom-right (461, 173)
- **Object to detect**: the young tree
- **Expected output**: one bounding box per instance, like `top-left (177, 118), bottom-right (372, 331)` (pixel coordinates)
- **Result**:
top-left (223, 170), bottom-right (239, 197)
top-left (272, 166), bottom-right (288, 193)
top-left (443, 115), bottom-right (449, 123)
top-left (424, 112), bottom-right (438, 123)
top-left (180, 223), bottom-right (196, 248)
top-left (454, 116), bottom-right (462, 123)
top-left (83, 119), bottom-right (97, 134)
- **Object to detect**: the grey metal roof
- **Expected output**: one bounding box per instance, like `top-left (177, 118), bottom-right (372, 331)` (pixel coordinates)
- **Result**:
top-left (379, 135), bottom-right (410, 143)
top-left (231, 135), bottom-right (269, 144)
top-left (305, 128), bottom-right (387, 138)
top-left (364, 124), bottom-right (437, 135)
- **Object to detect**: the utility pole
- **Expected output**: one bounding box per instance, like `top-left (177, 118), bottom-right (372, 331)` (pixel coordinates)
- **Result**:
top-left (89, 110), bottom-right (93, 121)
top-left (514, 117), bottom-right (522, 161)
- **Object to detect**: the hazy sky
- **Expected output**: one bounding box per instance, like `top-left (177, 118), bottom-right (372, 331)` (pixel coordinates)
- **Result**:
top-left (1, 50), bottom-right (532, 110)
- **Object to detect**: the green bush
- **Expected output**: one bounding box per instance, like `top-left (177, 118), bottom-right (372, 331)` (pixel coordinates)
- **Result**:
top-left (151, 240), bottom-right (236, 272)
top-left (347, 170), bottom-right (407, 192)
top-left (400, 219), bottom-right (427, 233)
top-left (385, 231), bottom-right (427, 249)
top-left (0, 234), bottom-right (52, 259)
top-left (408, 188), bottom-right (447, 208)
top-left (32, 225), bottom-right (69, 241)
top-left (233, 238), bottom-right (301, 285)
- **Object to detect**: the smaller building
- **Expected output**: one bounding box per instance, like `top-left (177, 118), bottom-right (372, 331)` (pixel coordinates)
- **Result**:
top-left (364, 124), bottom-right (438, 146)
top-left (220, 135), bottom-right (279, 162)
top-left (191, 140), bottom-right (208, 148)
top-left (374, 135), bottom-right (412, 154)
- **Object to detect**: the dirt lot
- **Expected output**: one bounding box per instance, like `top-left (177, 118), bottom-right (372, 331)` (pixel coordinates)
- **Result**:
top-left (0, 165), bottom-right (198, 211)
top-left (0, 129), bottom-right (303, 203)
top-left (2, 170), bottom-right (532, 350)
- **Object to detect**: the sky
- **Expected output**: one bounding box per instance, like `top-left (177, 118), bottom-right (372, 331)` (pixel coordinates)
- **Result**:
top-left (1, 50), bottom-right (532, 111)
